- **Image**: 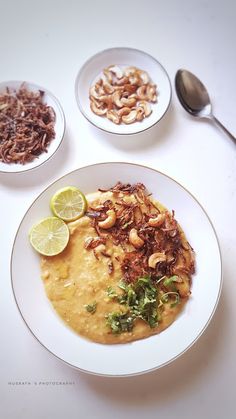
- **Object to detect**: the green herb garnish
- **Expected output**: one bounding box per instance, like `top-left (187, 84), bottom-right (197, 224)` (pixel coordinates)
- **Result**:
top-left (106, 312), bottom-right (134, 334)
top-left (161, 292), bottom-right (180, 308)
top-left (107, 286), bottom-right (118, 299)
top-left (106, 276), bottom-right (161, 334)
top-left (163, 275), bottom-right (179, 292)
top-left (84, 301), bottom-right (97, 314)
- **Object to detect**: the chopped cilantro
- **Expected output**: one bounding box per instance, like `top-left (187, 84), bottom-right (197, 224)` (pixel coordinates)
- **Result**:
top-left (106, 276), bottom-right (181, 334)
top-left (106, 312), bottom-right (134, 334)
top-left (163, 275), bottom-right (179, 288)
top-left (107, 286), bottom-right (118, 298)
top-left (163, 275), bottom-right (179, 293)
top-left (161, 292), bottom-right (180, 308)
top-left (84, 302), bottom-right (97, 314)
top-left (106, 276), bottom-right (162, 334)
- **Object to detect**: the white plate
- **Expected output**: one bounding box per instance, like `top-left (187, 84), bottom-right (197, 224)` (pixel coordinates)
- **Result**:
top-left (75, 48), bottom-right (171, 135)
top-left (0, 81), bottom-right (65, 173)
top-left (11, 163), bottom-right (222, 377)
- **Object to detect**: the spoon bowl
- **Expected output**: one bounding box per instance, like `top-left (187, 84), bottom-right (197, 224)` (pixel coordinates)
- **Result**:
top-left (175, 69), bottom-right (236, 143)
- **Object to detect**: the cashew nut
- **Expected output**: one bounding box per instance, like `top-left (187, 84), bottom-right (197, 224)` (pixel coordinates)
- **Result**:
top-left (121, 96), bottom-right (137, 107)
top-left (96, 95), bottom-right (113, 108)
top-left (151, 94), bottom-right (157, 102)
top-left (103, 68), bottom-right (113, 84)
top-left (106, 110), bottom-right (120, 124)
top-left (138, 100), bottom-right (152, 117)
top-left (89, 84), bottom-right (104, 99)
top-left (136, 107), bottom-right (145, 121)
top-left (129, 228), bottom-right (144, 248)
top-left (122, 109), bottom-right (137, 124)
top-left (117, 107), bottom-right (131, 117)
top-left (148, 213), bottom-right (165, 227)
top-left (108, 65), bottom-right (123, 79)
top-left (123, 84), bottom-right (137, 94)
top-left (147, 85), bottom-right (157, 102)
top-left (136, 85), bottom-right (148, 100)
top-left (138, 70), bottom-right (149, 85)
top-left (148, 252), bottom-right (166, 268)
top-left (113, 85), bottom-right (125, 92)
top-left (130, 74), bottom-right (143, 86)
top-left (103, 82), bottom-right (115, 94)
top-left (90, 100), bottom-right (107, 116)
top-left (98, 209), bottom-right (116, 229)
top-left (115, 76), bottom-right (129, 86)
top-left (112, 90), bottom-right (124, 108)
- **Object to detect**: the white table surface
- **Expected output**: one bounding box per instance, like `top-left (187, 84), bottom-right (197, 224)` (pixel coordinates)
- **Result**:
top-left (1, 0), bottom-right (236, 418)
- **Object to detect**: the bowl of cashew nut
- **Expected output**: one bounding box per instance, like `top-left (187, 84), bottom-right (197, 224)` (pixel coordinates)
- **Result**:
top-left (75, 47), bottom-right (172, 135)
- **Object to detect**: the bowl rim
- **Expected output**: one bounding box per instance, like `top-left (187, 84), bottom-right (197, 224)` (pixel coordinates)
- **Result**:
top-left (0, 80), bottom-right (66, 174)
top-left (10, 161), bottom-right (223, 377)
top-left (74, 47), bottom-right (172, 136)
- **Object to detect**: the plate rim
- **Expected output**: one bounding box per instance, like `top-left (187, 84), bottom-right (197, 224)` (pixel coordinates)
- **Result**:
top-left (0, 80), bottom-right (66, 174)
top-left (74, 47), bottom-right (172, 136)
top-left (10, 161), bottom-right (223, 377)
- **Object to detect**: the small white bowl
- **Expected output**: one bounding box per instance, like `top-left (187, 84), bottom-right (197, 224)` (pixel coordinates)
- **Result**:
top-left (0, 80), bottom-right (65, 173)
top-left (75, 47), bottom-right (172, 135)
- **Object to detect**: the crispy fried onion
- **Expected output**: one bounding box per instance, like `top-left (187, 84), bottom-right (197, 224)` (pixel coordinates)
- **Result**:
top-left (85, 182), bottom-right (195, 283)
top-left (0, 84), bottom-right (56, 165)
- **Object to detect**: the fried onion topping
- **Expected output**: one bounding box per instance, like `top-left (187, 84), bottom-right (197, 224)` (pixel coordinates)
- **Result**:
top-left (86, 182), bottom-right (195, 283)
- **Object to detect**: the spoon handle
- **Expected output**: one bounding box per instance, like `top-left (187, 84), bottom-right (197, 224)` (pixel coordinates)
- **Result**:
top-left (212, 115), bottom-right (236, 144)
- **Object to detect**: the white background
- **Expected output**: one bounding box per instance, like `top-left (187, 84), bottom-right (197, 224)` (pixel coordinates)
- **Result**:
top-left (0, 0), bottom-right (235, 418)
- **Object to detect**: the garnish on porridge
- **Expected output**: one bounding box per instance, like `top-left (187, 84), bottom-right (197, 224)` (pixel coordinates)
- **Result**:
top-left (30, 182), bottom-right (195, 344)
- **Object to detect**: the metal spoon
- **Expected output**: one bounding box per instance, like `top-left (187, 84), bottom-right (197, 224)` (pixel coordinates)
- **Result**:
top-left (175, 69), bottom-right (236, 144)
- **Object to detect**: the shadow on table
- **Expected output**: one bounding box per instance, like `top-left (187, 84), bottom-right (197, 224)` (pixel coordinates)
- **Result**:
top-left (82, 285), bottom-right (226, 407)
top-left (0, 128), bottom-right (71, 189)
top-left (87, 103), bottom-right (176, 152)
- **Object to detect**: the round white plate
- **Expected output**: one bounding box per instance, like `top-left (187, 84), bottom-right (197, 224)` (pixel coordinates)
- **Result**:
top-left (75, 48), bottom-right (172, 135)
top-left (11, 163), bottom-right (222, 377)
top-left (0, 80), bottom-right (65, 173)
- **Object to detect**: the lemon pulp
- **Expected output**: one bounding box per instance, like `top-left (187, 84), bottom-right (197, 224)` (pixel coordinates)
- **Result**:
top-left (29, 216), bottom-right (69, 256)
top-left (50, 186), bottom-right (87, 221)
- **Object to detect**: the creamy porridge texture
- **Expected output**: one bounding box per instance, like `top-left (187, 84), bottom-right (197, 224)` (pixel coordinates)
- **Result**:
top-left (41, 183), bottom-right (195, 344)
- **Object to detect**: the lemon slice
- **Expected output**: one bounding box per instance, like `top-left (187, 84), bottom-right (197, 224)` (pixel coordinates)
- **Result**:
top-left (50, 186), bottom-right (87, 222)
top-left (29, 216), bottom-right (69, 256)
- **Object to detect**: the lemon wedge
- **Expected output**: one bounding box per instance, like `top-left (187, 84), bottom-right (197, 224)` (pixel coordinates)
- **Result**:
top-left (50, 186), bottom-right (87, 222)
top-left (29, 216), bottom-right (69, 256)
